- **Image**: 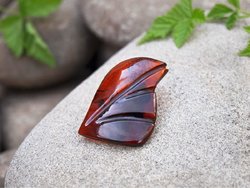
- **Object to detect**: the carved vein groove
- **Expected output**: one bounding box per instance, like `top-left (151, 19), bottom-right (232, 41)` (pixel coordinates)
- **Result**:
top-left (96, 116), bottom-right (154, 124)
top-left (85, 64), bottom-right (166, 126)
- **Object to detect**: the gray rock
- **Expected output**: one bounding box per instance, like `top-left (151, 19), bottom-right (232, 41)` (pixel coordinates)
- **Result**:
top-left (95, 43), bottom-right (120, 67)
top-left (0, 0), bottom-right (11, 6)
top-left (81, 0), bottom-right (176, 47)
top-left (5, 23), bottom-right (250, 187)
top-left (194, 0), bottom-right (250, 9)
top-left (0, 85), bottom-right (5, 152)
top-left (81, 0), bottom-right (250, 48)
top-left (2, 84), bottom-right (74, 149)
top-left (0, 149), bottom-right (16, 187)
top-left (0, 85), bottom-right (4, 98)
top-left (0, 0), bottom-right (97, 88)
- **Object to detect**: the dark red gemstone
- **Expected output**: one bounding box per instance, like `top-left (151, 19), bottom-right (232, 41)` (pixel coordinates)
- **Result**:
top-left (78, 57), bottom-right (168, 146)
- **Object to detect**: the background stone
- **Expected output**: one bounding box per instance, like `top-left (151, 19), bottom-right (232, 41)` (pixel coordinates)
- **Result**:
top-left (0, 0), bottom-right (97, 88)
top-left (95, 42), bottom-right (121, 67)
top-left (81, 0), bottom-right (250, 47)
top-left (5, 23), bottom-right (250, 187)
top-left (81, 0), bottom-right (175, 47)
top-left (194, 0), bottom-right (250, 9)
top-left (2, 83), bottom-right (75, 149)
top-left (0, 85), bottom-right (5, 152)
top-left (0, 0), bottom-right (11, 6)
top-left (0, 149), bottom-right (16, 187)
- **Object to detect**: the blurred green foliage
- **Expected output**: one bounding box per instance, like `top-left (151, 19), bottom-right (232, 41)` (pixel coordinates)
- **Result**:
top-left (0, 0), bottom-right (62, 67)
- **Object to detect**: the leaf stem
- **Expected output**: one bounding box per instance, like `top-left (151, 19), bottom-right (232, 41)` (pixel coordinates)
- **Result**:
top-left (239, 9), bottom-right (250, 19)
top-left (240, 9), bottom-right (250, 15)
top-left (238, 15), bottom-right (250, 19)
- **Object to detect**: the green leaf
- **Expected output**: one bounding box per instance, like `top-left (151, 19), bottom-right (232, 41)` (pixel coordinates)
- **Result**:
top-left (225, 12), bottom-right (238, 29)
top-left (138, 0), bottom-right (205, 47)
top-left (177, 0), bottom-right (193, 18)
top-left (228, 0), bottom-right (240, 8)
top-left (24, 22), bottom-right (56, 67)
top-left (207, 4), bottom-right (234, 20)
top-left (138, 0), bottom-right (194, 45)
top-left (18, 0), bottom-right (62, 17)
top-left (156, 0), bottom-right (193, 24)
top-left (138, 15), bottom-right (176, 44)
top-left (172, 19), bottom-right (194, 48)
top-left (192, 8), bottom-right (206, 24)
top-left (0, 15), bottom-right (24, 56)
top-left (239, 41), bottom-right (250, 56)
top-left (244, 26), bottom-right (250, 33)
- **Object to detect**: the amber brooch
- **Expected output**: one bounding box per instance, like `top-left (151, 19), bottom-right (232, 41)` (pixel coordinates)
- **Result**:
top-left (78, 57), bottom-right (168, 146)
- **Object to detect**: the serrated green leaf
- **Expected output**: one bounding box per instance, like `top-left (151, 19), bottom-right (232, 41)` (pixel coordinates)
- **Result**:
top-left (161, 0), bottom-right (193, 22)
top-left (226, 12), bottom-right (238, 29)
top-left (165, 5), bottom-right (185, 21)
top-left (192, 8), bottom-right (206, 24)
top-left (172, 19), bottom-right (194, 48)
top-left (228, 0), bottom-right (240, 8)
top-left (24, 22), bottom-right (56, 67)
top-left (138, 15), bottom-right (176, 44)
top-left (138, 0), bottom-right (205, 47)
top-left (239, 41), bottom-right (250, 56)
top-left (244, 26), bottom-right (250, 33)
top-left (0, 15), bottom-right (24, 56)
top-left (178, 0), bottom-right (193, 18)
top-left (18, 0), bottom-right (62, 17)
top-left (138, 0), bottom-right (194, 45)
top-left (207, 4), bottom-right (234, 20)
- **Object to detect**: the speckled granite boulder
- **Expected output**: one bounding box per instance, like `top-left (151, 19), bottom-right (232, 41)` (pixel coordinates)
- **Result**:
top-left (0, 0), bottom-right (97, 88)
top-left (0, 149), bottom-right (16, 187)
top-left (5, 23), bottom-right (250, 187)
top-left (81, 0), bottom-right (250, 47)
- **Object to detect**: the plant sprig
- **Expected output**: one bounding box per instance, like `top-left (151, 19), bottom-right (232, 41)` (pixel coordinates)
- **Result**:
top-left (138, 0), bottom-right (205, 48)
top-left (0, 0), bottom-right (62, 67)
top-left (138, 0), bottom-right (250, 57)
top-left (207, 0), bottom-right (242, 29)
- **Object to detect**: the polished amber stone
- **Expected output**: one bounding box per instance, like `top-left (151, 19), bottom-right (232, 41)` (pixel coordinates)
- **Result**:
top-left (78, 57), bottom-right (168, 146)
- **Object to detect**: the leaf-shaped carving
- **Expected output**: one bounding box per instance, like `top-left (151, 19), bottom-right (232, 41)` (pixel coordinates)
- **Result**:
top-left (78, 57), bottom-right (168, 146)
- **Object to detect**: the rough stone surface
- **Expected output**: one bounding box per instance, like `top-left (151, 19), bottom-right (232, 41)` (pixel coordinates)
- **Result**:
top-left (2, 83), bottom-right (75, 149)
top-left (0, 0), bottom-right (97, 88)
top-left (81, 0), bottom-right (250, 47)
top-left (5, 24), bottom-right (250, 187)
top-left (0, 149), bottom-right (16, 187)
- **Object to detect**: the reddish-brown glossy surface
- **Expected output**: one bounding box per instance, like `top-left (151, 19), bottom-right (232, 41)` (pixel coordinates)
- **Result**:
top-left (78, 57), bottom-right (168, 146)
